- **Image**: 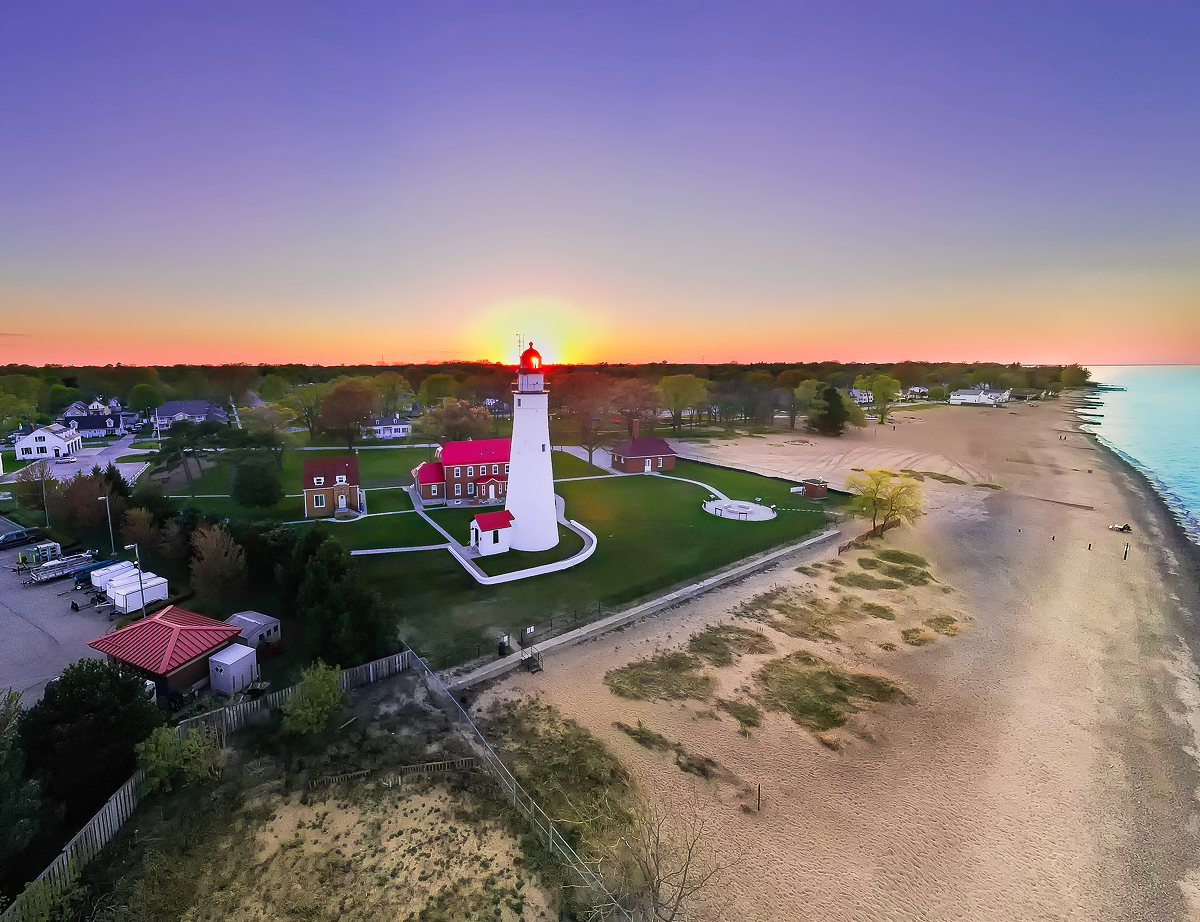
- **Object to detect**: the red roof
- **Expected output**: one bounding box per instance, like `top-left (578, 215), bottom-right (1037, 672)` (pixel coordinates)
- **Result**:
top-left (473, 510), bottom-right (515, 530)
top-left (439, 439), bottom-right (510, 465)
top-left (302, 456), bottom-right (360, 490)
top-left (413, 460), bottom-right (444, 484)
top-left (88, 606), bottom-right (241, 676)
top-left (611, 435), bottom-right (677, 459)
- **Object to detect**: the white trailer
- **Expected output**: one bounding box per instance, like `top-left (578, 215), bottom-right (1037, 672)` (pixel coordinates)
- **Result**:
top-left (208, 643), bottom-right (258, 696)
top-left (91, 560), bottom-right (136, 590)
top-left (109, 575), bottom-right (169, 614)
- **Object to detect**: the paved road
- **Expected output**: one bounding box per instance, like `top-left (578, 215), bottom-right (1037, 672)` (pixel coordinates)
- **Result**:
top-left (0, 550), bottom-right (109, 701)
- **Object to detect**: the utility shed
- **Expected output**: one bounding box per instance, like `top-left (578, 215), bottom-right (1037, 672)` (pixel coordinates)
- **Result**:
top-left (208, 643), bottom-right (258, 697)
top-left (225, 611), bottom-right (282, 649)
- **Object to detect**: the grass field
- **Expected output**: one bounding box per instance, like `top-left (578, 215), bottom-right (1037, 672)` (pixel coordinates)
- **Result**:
top-left (1, 450), bottom-right (31, 474)
top-left (550, 450), bottom-right (607, 479)
top-left (357, 469), bottom-right (833, 666)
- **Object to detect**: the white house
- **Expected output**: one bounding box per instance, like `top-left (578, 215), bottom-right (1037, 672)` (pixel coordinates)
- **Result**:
top-left (949, 386), bottom-right (1012, 406)
top-left (153, 400), bottom-right (229, 434)
top-left (15, 424), bottom-right (82, 460)
top-left (60, 401), bottom-right (90, 418)
top-left (470, 510), bottom-right (515, 556)
top-left (904, 386), bottom-right (929, 400)
top-left (360, 414), bottom-right (412, 440)
top-left (225, 610), bottom-right (282, 648)
top-left (847, 388), bottom-right (874, 405)
top-left (208, 643), bottom-right (258, 696)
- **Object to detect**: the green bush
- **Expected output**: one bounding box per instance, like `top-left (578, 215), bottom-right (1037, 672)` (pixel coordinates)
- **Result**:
top-left (282, 662), bottom-right (345, 735)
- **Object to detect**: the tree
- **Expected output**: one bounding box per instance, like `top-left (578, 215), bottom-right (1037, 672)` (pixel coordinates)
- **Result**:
top-left (318, 380), bottom-right (377, 449)
top-left (181, 726), bottom-right (222, 783)
top-left (794, 380), bottom-right (822, 423)
top-left (1060, 364), bottom-right (1091, 387)
top-left (657, 375), bottom-right (708, 433)
top-left (190, 525), bottom-right (248, 604)
top-left (13, 461), bottom-right (56, 513)
top-left (854, 373), bottom-right (902, 424)
top-left (0, 689), bottom-right (41, 862)
top-left (556, 372), bottom-right (613, 467)
top-left (374, 371), bottom-right (414, 417)
top-left (127, 383), bottom-right (163, 413)
top-left (0, 392), bottom-right (36, 431)
top-left (280, 383), bottom-right (328, 439)
top-left (845, 470), bottom-right (923, 531)
top-left (156, 420), bottom-right (224, 500)
top-left (807, 385), bottom-right (850, 435)
top-left (135, 726), bottom-right (183, 796)
top-left (255, 373), bottom-right (291, 403)
top-left (244, 405), bottom-right (295, 468)
top-left (417, 373), bottom-right (458, 408)
top-left (232, 455), bottom-right (284, 507)
top-left (18, 659), bottom-right (162, 822)
top-left (776, 370), bottom-right (811, 428)
top-left (929, 385), bottom-right (948, 402)
top-left (103, 461), bottom-right (131, 500)
top-left (48, 472), bottom-right (126, 537)
top-left (611, 378), bottom-right (660, 434)
top-left (413, 398), bottom-right (492, 444)
top-left (282, 662), bottom-right (345, 735)
top-left (121, 507), bottom-right (158, 548)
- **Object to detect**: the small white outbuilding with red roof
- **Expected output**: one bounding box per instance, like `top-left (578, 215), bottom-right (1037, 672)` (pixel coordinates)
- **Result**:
top-left (470, 509), bottom-right (515, 556)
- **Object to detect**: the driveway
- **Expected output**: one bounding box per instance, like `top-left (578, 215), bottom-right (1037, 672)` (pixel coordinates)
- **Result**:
top-left (0, 547), bottom-right (110, 701)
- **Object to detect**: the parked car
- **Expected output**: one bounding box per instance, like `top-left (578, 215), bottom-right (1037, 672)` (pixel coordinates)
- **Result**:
top-left (53, 456), bottom-right (78, 464)
top-left (0, 527), bottom-right (41, 549)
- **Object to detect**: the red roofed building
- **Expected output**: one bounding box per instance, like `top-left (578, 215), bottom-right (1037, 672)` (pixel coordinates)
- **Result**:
top-left (88, 606), bottom-right (243, 697)
top-left (470, 509), bottom-right (515, 556)
top-left (610, 420), bottom-right (677, 473)
top-left (412, 439), bottom-right (510, 507)
top-left (303, 456), bottom-right (362, 518)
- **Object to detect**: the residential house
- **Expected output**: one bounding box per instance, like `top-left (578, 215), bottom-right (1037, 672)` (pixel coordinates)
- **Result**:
top-left (949, 386), bottom-right (1012, 406)
top-left (610, 420), bottom-right (677, 473)
top-left (847, 388), bottom-right (874, 406)
top-left (361, 414), bottom-right (412, 440)
top-left (470, 509), bottom-right (515, 556)
top-left (14, 424), bottom-right (82, 460)
top-left (60, 401), bottom-right (90, 418)
top-left (63, 414), bottom-right (126, 438)
top-left (153, 400), bottom-right (229, 434)
top-left (87, 397), bottom-right (122, 413)
top-left (302, 456), bottom-right (362, 517)
top-left (88, 605), bottom-right (243, 698)
top-left (904, 386), bottom-right (929, 400)
top-left (411, 438), bottom-right (510, 506)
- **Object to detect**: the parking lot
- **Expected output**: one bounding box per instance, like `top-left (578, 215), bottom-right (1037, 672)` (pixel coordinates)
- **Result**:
top-left (0, 526), bottom-right (109, 700)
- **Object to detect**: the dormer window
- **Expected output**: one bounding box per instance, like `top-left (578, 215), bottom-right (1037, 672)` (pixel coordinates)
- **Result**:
top-left (313, 476), bottom-right (325, 486)
top-left (335, 475), bottom-right (346, 484)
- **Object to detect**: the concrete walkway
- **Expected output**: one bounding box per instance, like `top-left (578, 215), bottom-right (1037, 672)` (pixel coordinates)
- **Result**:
top-left (444, 525), bottom-right (842, 692)
top-left (352, 543), bottom-right (450, 555)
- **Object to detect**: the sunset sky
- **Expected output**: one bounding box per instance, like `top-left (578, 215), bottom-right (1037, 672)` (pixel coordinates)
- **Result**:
top-left (1, 2), bottom-right (1198, 367)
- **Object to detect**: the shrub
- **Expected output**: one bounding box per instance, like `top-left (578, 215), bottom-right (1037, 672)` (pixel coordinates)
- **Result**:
top-left (282, 662), bottom-right (345, 735)
top-left (604, 651), bottom-right (713, 701)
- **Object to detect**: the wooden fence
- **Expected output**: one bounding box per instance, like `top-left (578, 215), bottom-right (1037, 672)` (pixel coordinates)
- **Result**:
top-left (0, 649), bottom-right (412, 922)
top-left (837, 519), bottom-right (900, 554)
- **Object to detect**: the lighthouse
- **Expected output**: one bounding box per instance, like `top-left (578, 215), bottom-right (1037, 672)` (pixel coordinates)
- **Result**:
top-left (503, 342), bottom-right (560, 552)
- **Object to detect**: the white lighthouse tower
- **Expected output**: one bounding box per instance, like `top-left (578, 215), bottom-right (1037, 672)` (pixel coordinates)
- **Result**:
top-left (503, 342), bottom-right (560, 552)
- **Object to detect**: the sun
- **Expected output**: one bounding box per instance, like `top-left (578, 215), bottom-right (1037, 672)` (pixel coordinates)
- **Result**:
top-left (464, 296), bottom-right (605, 365)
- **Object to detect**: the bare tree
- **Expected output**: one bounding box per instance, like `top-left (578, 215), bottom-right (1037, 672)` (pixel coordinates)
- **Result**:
top-left (557, 371), bottom-right (614, 468)
top-left (189, 525), bottom-right (247, 604)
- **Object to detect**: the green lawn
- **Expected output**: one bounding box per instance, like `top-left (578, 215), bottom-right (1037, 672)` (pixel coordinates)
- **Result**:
top-left (551, 450), bottom-right (608, 479)
top-left (475, 523), bottom-right (586, 576)
top-left (321, 511), bottom-right (444, 551)
top-left (185, 495), bottom-right (306, 523)
top-left (130, 440), bottom-right (160, 449)
top-left (366, 488), bottom-right (414, 514)
top-left (2, 450), bottom-right (30, 474)
top-left (665, 459), bottom-right (804, 506)
top-left (357, 471), bottom-right (835, 666)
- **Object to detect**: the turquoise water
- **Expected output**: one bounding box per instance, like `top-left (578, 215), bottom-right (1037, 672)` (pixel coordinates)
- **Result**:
top-left (1086, 366), bottom-right (1200, 545)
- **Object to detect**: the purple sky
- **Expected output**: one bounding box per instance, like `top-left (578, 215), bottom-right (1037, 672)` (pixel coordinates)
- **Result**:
top-left (2, 1), bottom-right (1198, 365)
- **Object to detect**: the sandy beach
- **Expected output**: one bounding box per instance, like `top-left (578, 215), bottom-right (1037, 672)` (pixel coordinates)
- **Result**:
top-left (477, 401), bottom-right (1200, 921)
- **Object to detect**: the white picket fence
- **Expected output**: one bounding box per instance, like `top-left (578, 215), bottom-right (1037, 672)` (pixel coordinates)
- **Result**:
top-left (0, 649), bottom-right (412, 922)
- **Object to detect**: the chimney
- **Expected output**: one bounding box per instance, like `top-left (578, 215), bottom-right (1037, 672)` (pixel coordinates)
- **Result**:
top-left (632, 418), bottom-right (640, 439)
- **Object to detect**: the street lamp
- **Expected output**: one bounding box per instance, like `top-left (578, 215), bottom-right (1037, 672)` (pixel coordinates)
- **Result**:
top-left (98, 495), bottom-right (115, 556)
top-left (123, 543), bottom-right (148, 620)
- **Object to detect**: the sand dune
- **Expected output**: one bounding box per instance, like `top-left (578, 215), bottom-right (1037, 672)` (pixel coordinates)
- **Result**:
top-left (480, 401), bottom-right (1200, 922)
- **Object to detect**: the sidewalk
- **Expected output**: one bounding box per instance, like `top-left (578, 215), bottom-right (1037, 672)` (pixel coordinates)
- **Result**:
top-left (444, 524), bottom-right (842, 692)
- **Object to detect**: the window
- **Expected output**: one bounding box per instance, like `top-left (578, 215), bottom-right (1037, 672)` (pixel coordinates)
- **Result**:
top-left (335, 475), bottom-right (346, 484)
top-left (492, 464), bottom-right (499, 475)
top-left (454, 483), bottom-right (462, 496)
top-left (313, 476), bottom-right (325, 486)
top-left (431, 484), bottom-right (438, 496)
top-left (21, 447), bottom-right (31, 456)
top-left (517, 398), bottom-right (522, 407)
top-left (313, 494), bottom-right (326, 508)
top-left (467, 482), bottom-right (475, 496)
top-left (453, 467), bottom-right (461, 478)
top-left (35, 436), bottom-right (44, 442)
top-left (657, 457), bottom-right (663, 468)
top-left (493, 530), bottom-right (500, 544)
top-left (542, 444), bottom-right (546, 452)
top-left (37, 446), bottom-right (46, 454)
top-left (504, 464), bottom-right (510, 474)
top-left (466, 466), bottom-right (474, 477)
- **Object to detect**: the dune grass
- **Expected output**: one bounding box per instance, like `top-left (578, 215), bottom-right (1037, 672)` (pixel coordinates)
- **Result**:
top-left (975, 482), bottom-right (1003, 490)
top-left (861, 601), bottom-right (896, 620)
top-left (754, 650), bottom-right (906, 733)
top-left (734, 587), bottom-right (879, 641)
top-left (900, 627), bottom-right (934, 646)
top-left (604, 650), bottom-right (714, 701)
top-left (718, 698), bottom-right (762, 732)
top-left (924, 615), bottom-right (960, 635)
top-left (686, 623), bottom-right (775, 666)
top-left (875, 549), bottom-right (929, 567)
top-left (834, 570), bottom-right (904, 591)
top-left (613, 720), bottom-right (673, 751)
top-left (858, 556), bottom-right (935, 586)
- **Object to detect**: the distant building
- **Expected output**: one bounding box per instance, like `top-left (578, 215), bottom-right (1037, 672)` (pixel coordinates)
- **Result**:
top-left (63, 414), bottom-right (126, 438)
top-left (412, 439), bottom-right (511, 507)
top-left (847, 388), bottom-right (874, 406)
top-left (904, 386), bottom-right (929, 400)
top-left (949, 386), bottom-right (1012, 406)
top-left (153, 400), bottom-right (229, 434)
top-left (361, 414), bottom-right (412, 440)
top-left (15, 424), bottom-right (82, 460)
top-left (610, 420), bottom-right (677, 473)
top-left (225, 610), bottom-right (282, 649)
top-left (302, 456), bottom-right (362, 518)
top-left (60, 401), bottom-right (90, 418)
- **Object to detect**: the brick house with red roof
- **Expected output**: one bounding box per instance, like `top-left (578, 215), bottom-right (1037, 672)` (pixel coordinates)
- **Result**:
top-left (610, 420), bottom-right (677, 473)
top-left (303, 456), bottom-right (362, 518)
top-left (88, 605), bottom-right (244, 697)
top-left (411, 438), bottom-right (510, 507)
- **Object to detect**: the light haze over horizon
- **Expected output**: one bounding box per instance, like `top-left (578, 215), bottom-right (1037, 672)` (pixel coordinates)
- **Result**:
top-left (2, 1), bottom-right (1198, 367)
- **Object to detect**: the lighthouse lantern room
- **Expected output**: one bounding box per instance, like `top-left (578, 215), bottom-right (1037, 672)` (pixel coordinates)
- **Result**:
top-left (503, 342), bottom-right (560, 552)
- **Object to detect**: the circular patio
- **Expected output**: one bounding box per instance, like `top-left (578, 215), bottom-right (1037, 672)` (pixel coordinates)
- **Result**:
top-left (702, 498), bottom-right (776, 521)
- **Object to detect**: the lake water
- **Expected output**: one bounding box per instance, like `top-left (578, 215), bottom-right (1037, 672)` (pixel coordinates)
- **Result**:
top-left (1086, 366), bottom-right (1200, 546)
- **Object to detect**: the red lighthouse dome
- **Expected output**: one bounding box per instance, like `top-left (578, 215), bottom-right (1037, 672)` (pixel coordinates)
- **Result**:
top-left (519, 342), bottom-right (542, 372)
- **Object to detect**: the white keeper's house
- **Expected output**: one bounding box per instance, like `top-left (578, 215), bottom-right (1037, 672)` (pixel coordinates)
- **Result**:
top-left (15, 424), bottom-right (82, 460)
top-left (949, 385), bottom-right (1012, 406)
